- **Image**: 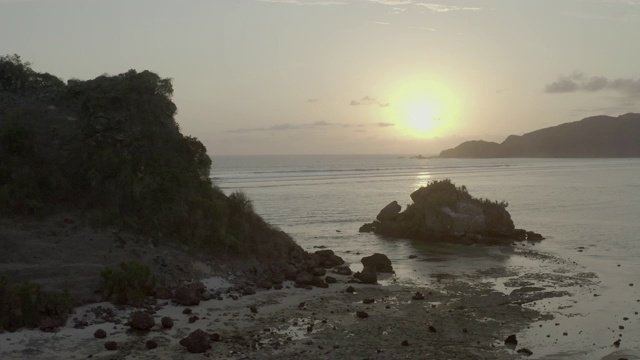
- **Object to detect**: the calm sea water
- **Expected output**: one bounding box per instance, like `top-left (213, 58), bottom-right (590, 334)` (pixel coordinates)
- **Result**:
top-left (212, 155), bottom-right (640, 359)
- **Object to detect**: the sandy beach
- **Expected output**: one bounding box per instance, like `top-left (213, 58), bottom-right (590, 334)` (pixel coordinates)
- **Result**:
top-left (0, 244), bottom-right (613, 360)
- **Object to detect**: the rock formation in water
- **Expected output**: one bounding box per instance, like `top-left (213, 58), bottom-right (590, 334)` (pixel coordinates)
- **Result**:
top-left (439, 113), bottom-right (640, 158)
top-left (359, 179), bottom-right (543, 244)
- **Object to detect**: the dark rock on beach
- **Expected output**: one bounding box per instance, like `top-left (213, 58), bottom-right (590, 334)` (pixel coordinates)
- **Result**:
top-left (128, 311), bottom-right (155, 331)
top-left (505, 334), bottom-right (518, 346)
top-left (93, 329), bottom-right (107, 339)
top-left (354, 266), bottom-right (377, 284)
top-left (161, 316), bottom-right (174, 329)
top-left (104, 341), bottom-right (118, 351)
top-left (361, 253), bottom-right (393, 273)
top-left (334, 266), bottom-right (352, 276)
top-left (179, 329), bottom-right (212, 353)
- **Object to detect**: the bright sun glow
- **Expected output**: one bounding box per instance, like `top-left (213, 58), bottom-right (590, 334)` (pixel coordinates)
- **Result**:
top-left (384, 77), bottom-right (461, 138)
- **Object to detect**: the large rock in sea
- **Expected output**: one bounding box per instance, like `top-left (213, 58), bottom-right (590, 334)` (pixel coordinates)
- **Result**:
top-left (359, 179), bottom-right (543, 244)
top-left (376, 201), bottom-right (401, 221)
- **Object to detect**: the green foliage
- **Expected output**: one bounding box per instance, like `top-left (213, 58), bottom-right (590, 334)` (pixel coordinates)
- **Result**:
top-left (0, 54), bottom-right (301, 260)
top-left (0, 54), bottom-right (64, 93)
top-left (416, 179), bottom-right (508, 210)
top-left (0, 275), bottom-right (73, 332)
top-left (101, 262), bottom-right (156, 306)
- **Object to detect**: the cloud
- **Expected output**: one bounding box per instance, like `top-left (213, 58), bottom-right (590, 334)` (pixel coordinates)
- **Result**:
top-left (415, 3), bottom-right (481, 12)
top-left (228, 121), bottom-right (338, 133)
top-left (374, 21), bottom-right (391, 25)
top-left (256, 0), bottom-right (344, 5)
top-left (349, 95), bottom-right (390, 107)
top-left (377, 122), bottom-right (395, 127)
top-left (306, 98), bottom-right (319, 103)
top-left (545, 72), bottom-right (640, 97)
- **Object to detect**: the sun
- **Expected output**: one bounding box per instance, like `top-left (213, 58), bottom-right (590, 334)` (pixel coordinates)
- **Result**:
top-left (384, 77), bottom-right (461, 138)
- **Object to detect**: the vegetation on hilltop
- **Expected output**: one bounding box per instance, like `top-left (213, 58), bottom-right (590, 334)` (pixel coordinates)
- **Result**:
top-left (0, 54), bottom-right (297, 258)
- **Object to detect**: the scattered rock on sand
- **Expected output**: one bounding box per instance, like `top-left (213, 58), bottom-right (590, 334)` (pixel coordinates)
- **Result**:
top-left (346, 286), bottom-right (356, 294)
top-left (146, 340), bottom-right (158, 349)
top-left (161, 316), bottom-right (173, 329)
top-left (249, 306), bottom-right (258, 314)
top-left (412, 292), bottom-right (425, 300)
top-left (517, 348), bottom-right (533, 356)
top-left (104, 341), bottom-right (117, 351)
top-left (174, 286), bottom-right (201, 306)
top-left (428, 326), bottom-right (437, 333)
top-left (363, 298), bottom-right (375, 304)
top-left (361, 253), bottom-right (393, 273)
top-left (325, 276), bottom-right (337, 284)
top-left (505, 334), bottom-right (518, 346)
top-left (179, 329), bottom-right (212, 353)
top-left (93, 329), bottom-right (107, 339)
top-left (356, 311), bottom-right (369, 318)
top-left (128, 311), bottom-right (155, 331)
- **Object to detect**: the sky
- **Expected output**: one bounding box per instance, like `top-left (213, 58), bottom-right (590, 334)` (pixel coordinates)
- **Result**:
top-left (1, 0), bottom-right (640, 155)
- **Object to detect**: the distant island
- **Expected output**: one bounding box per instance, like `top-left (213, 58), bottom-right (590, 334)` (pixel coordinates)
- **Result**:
top-left (439, 113), bottom-right (640, 158)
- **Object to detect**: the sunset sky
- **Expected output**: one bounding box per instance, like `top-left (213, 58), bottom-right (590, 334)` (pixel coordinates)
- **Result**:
top-left (2, 0), bottom-right (640, 155)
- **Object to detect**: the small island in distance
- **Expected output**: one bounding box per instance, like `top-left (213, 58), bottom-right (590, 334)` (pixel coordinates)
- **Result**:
top-left (439, 113), bottom-right (640, 158)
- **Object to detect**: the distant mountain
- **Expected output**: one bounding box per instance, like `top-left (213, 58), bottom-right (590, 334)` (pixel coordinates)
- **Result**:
top-left (439, 113), bottom-right (640, 158)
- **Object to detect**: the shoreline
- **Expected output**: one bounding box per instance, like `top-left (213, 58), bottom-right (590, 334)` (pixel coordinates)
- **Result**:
top-left (0, 245), bottom-right (602, 360)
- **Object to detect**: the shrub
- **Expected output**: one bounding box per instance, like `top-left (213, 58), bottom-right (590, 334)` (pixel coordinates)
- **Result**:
top-left (101, 261), bottom-right (156, 306)
top-left (0, 275), bottom-right (73, 332)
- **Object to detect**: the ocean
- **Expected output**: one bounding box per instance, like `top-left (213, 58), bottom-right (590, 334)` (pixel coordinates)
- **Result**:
top-left (212, 155), bottom-right (640, 359)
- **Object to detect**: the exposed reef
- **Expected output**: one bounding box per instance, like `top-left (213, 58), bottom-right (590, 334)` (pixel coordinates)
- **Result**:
top-left (359, 179), bottom-right (543, 244)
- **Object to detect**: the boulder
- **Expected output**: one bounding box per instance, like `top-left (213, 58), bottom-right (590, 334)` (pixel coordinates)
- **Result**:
top-left (161, 316), bottom-right (174, 329)
top-left (295, 271), bottom-right (314, 286)
top-left (353, 266), bottom-right (377, 284)
top-left (312, 277), bottom-right (329, 288)
top-left (128, 311), bottom-right (155, 331)
top-left (314, 250), bottom-right (345, 268)
top-left (376, 201), bottom-right (401, 221)
top-left (361, 253), bottom-right (393, 273)
top-left (325, 276), bottom-right (337, 284)
top-left (174, 286), bottom-right (201, 306)
top-left (104, 341), bottom-right (118, 351)
top-left (94, 329), bottom-right (107, 339)
top-left (179, 329), bottom-right (212, 353)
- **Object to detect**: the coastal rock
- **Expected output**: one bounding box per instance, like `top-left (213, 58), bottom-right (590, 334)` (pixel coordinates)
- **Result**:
top-left (179, 329), bottom-right (211, 353)
top-left (356, 311), bottom-right (369, 318)
top-left (104, 341), bottom-right (118, 351)
top-left (517, 348), bottom-right (533, 356)
top-left (161, 316), bottom-right (173, 329)
top-left (359, 179), bottom-right (543, 244)
top-left (313, 250), bottom-right (345, 268)
top-left (174, 286), bottom-right (201, 306)
top-left (361, 253), bottom-right (393, 273)
top-left (312, 277), bottom-right (329, 288)
top-left (354, 266), bottom-right (377, 284)
top-left (334, 266), bottom-right (352, 276)
top-left (376, 201), bottom-right (401, 221)
top-left (146, 340), bottom-right (158, 349)
top-left (94, 329), bottom-right (107, 339)
top-left (505, 334), bottom-right (518, 346)
top-left (325, 276), bottom-right (337, 284)
top-left (128, 311), bottom-right (155, 331)
top-left (295, 271), bottom-right (314, 286)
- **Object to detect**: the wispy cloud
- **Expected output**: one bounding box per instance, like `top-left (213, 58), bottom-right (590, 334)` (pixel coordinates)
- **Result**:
top-left (228, 121), bottom-right (337, 133)
top-left (256, 0), bottom-right (344, 5)
top-left (349, 95), bottom-right (390, 107)
top-left (378, 122), bottom-right (395, 127)
top-left (415, 3), bottom-right (481, 12)
top-left (306, 98), bottom-right (319, 103)
top-left (545, 72), bottom-right (640, 97)
top-left (367, 0), bottom-right (414, 4)
top-left (374, 21), bottom-right (391, 25)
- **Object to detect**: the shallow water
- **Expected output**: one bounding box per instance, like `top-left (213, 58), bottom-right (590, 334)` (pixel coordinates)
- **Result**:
top-left (213, 155), bottom-right (640, 359)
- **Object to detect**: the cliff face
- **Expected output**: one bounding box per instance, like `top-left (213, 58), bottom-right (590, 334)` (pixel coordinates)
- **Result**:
top-left (440, 113), bottom-right (640, 158)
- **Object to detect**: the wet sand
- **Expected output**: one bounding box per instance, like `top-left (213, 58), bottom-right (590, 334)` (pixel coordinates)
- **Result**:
top-left (0, 245), bottom-right (611, 360)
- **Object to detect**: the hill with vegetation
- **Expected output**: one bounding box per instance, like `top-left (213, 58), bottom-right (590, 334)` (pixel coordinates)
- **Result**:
top-left (0, 54), bottom-right (317, 329)
top-left (439, 113), bottom-right (640, 158)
